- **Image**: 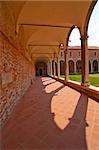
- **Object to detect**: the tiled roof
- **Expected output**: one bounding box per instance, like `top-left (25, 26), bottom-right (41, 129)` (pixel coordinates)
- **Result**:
top-left (68, 46), bottom-right (99, 50)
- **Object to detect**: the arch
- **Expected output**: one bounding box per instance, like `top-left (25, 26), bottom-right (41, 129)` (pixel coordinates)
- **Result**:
top-left (93, 60), bottom-right (98, 72)
top-left (89, 60), bottom-right (91, 73)
top-left (76, 60), bottom-right (82, 73)
top-left (60, 60), bottom-right (65, 75)
top-left (69, 60), bottom-right (74, 74)
top-left (66, 25), bottom-right (75, 47)
top-left (84, 0), bottom-right (97, 35)
top-left (88, 1), bottom-right (99, 46)
top-left (35, 61), bottom-right (47, 76)
top-left (66, 25), bottom-right (82, 47)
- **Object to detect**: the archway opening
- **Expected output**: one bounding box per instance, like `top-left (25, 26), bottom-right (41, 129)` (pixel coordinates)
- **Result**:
top-left (35, 61), bottom-right (47, 76)
top-left (87, 1), bottom-right (99, 87)
top-left (55, 62), bottom-right (58, 76)
top-left (67, 27), bottom-right (81, 83)
top-left (93, 60), bottom-right (98, 73)
top-left (76, 60), bottom-right (82, 73)
top-left (52, 60), bottom-right (54, 75)
top-left (89, 61), bottom-right (91, 73)
top-left (88, 1), bottom-right (99, 47)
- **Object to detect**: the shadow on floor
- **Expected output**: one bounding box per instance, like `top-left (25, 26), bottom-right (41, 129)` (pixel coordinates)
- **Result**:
top-left (43, 80), bottom-right (57, 87)
top-left (53, 94), bottom-right (89, 150)
top-left (2, 77), bottom-right (89, 150)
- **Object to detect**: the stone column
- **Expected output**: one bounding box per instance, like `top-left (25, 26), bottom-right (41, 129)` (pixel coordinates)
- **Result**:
top-left (53, 59), bottom-right (56, 77)
top-left (64, 46), bottom-right (69, 80)
top-left (57, 56), bottom-right (60, 78)
top-left (53, 52), bottom-right (56, 77)
top-left (47, 60), bottom-right (50, 76)
top-left (91, 60), bottom-right (93, 73)
top-left (81, 35), bottom-right (90, 86)
top-left (50, 60), bottom-right (53, 76)
top-left (74, 61), bottom-right (77, 74)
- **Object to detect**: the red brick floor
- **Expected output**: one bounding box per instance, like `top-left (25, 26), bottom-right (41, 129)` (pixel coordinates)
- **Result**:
top-left (1, 77), bottom-right (99, 150)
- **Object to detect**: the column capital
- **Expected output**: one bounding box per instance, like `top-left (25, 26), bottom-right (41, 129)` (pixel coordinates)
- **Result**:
top-left (80, 35), bottom-right (89, 41)
top-left (80, 35), bottom-right (89, 47)
top-left (59, 43), bottom-right (64, 50)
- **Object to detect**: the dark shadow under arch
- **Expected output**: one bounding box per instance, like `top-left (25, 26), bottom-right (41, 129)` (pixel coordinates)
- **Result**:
top-left (89, 61), bottom-right (91, 73)
top-left (35, 61), bottom-right (47, 76)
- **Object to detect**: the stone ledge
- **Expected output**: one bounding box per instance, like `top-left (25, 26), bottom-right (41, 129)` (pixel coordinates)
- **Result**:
top-left (50, 76), bottom-right (99, 103)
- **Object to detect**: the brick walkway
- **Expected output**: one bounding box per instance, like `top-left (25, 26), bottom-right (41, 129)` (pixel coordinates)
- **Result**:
top-left (1, 77), bottom-right (99, 150)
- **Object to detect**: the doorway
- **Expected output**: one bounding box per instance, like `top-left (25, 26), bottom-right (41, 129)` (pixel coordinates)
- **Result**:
top-left (39, 68), bottom-right (42, 76)
top-left (35, 61), bottom-right (47, 76)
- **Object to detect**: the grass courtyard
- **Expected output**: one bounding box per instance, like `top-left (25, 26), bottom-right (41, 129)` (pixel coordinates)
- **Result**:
top-left (61, 73), bottom-right (99, 87)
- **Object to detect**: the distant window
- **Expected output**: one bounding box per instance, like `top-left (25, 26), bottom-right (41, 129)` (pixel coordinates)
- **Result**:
top-left (78, 51), bottom-right (80, 58)
top-left (94, 52), bottom-right (96, 56)
top-left (70, 52), bottom-right (73, 58)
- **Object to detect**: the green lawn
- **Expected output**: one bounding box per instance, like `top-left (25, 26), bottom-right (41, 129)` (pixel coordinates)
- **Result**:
top-left (61, 74), bottom-right (99, 87)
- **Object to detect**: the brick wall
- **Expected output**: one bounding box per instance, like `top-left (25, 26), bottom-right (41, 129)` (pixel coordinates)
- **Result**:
top-left (89, 49), bottom-right (99, 61)
top-left (0, 2), bottom-right (35, 127)
top-left (0, 32), bottom-right (35, 127)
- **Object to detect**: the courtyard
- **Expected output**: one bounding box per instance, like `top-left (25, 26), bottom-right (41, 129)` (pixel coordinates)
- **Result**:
top-left (0, 1), bottom-right (99, 150)
top-left (2, 77), bottom-right (99, 150)
top-left (61, 73), bottom-right (99, 87)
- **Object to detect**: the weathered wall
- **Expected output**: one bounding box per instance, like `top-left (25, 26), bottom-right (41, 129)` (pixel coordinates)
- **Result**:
top-left (0, 32), bottom-right (35, 127)
top-left (0, 2), bottom-right (35, 126)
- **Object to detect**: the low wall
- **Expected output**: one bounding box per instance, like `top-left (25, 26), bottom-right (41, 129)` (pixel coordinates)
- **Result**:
top-left (51, 76), bottom-right (99, 103)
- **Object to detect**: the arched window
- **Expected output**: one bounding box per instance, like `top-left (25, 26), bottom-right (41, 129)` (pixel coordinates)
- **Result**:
top-left (60, 60), bottom-right (65, 75)
top-left (68, 60), bottom-right (74, 74)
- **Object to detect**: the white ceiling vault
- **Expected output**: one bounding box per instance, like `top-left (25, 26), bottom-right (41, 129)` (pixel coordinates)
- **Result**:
top-left (6, 0), bottom-right (97, 63)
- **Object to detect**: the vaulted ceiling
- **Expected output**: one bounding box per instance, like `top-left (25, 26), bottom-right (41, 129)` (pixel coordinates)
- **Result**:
top-left (5, 0), bottom-right (96, 63)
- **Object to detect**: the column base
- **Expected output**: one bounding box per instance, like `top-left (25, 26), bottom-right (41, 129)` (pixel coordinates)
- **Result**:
top-left (81, 81), bottom-right (90, 87)
top-left (58, 76), bottom-right (60, 79)
top-left (65, 76), bottom-right (69, 81)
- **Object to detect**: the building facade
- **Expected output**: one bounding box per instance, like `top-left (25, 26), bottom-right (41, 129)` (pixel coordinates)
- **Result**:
top-left (59, 46), bottom-right (99, 75)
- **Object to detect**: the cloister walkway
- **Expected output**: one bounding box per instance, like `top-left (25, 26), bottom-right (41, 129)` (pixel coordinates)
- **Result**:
top-left (2, 77), bottom-right (99, 150)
